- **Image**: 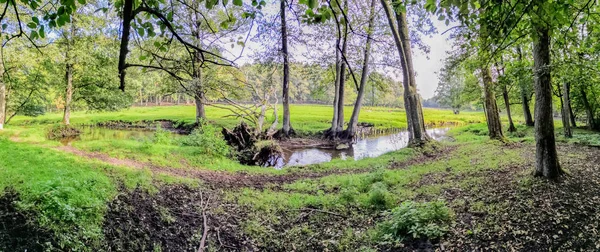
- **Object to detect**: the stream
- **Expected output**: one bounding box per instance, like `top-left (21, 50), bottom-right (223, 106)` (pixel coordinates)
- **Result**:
top-left (59, 126), bottom-right (450, 169)
top-left (274, 128), bottom-right (450, 168)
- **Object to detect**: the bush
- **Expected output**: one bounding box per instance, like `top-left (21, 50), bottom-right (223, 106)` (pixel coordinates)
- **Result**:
top-left (151, 125), bottom-right (172, 145)
top-left (47, 124), bottom-right (81, 140)
top-left (179, 125), bottom-right (231, 157)
top-left (367, 182), bottom-right (392, 209)
top-left (376, 200), bottom-right (452, 243)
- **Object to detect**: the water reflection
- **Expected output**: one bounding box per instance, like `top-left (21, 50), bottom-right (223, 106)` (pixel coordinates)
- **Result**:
top-left (276, 128), bottom-right (450, 168)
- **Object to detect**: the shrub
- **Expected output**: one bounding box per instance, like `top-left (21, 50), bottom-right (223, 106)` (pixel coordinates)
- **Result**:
top-left (47, 124), bottom-right (81, 140)
top-left (376, 200), bottom-right (452, 243)
top-left (367, 182), bottom-right (392, 209)
top-left (151, 125), bottom-right (172, 145)
top-left (179, 125), bottom-right (231, 157)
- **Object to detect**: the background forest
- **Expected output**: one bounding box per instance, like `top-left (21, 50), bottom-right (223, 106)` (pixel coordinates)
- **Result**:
top-left (1, 0), bottom-right (600, 251)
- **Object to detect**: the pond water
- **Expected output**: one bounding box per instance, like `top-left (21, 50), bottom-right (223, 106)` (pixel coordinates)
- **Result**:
top-left (59, 126), bottom-right (450, 169)
top-left (59, 127), bottom-right (156, 145)
top-left (274, 128), bottom-right (450, 168)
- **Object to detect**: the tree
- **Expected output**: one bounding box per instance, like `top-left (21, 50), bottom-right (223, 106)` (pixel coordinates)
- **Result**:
top-left (380, 0), bottom-right (430, 146)
top-left (0, 31), bottom-right (5, 130)
top-left (279, 0), bottom-right (293, 137)
top-left (480, 63), bottom-right (504, 140)
top-left (516, 46), bottom-right (534, 126)
top-left (495, 60), bottom-right (516, 132)
top-left (61, 22), bottom-right (75, 125)
top-left (531, 14), bottom-right (561, 178)
top-left (435, 61), bottom-right (471, 114)
top-left (345, 0), bottom-right (376, 137)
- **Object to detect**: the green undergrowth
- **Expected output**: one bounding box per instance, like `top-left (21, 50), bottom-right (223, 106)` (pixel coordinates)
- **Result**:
top-left (238, 141), bottom-right (523, 212)
top-left (233, 124), bottom-right (536, 249)
top-left (0, 137), bottom-right (187, 250)
top-left (376, 200), bottom-right (453, 244)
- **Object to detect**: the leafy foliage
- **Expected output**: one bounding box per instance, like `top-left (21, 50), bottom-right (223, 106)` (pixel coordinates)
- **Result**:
top-left (179, 124), bottom-right (231, 157)
top-left (376, 200), bottom-right (453, 243)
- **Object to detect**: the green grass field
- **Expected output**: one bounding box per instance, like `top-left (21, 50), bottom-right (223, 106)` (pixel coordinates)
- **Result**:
top-left (8, 104), bottom-right (487, 134)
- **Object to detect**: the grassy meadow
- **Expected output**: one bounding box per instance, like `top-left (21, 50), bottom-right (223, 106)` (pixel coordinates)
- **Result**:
top-left (8, 104), bottom-right (486, 134)
top-left (2, 104), bottom-right (600, 250)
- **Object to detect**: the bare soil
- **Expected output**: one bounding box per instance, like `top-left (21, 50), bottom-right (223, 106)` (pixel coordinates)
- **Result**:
top-left (414, 143), bottom-right (600, 251)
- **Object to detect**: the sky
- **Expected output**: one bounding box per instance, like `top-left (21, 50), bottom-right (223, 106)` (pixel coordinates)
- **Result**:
top-left (223, 6), bottom-right (455, 100)
top-left (410, 20), bottom-right (454, 99)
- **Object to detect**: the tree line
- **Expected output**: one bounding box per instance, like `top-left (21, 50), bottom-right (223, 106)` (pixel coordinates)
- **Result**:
top-left (0, 0), bottom-right (595, 180)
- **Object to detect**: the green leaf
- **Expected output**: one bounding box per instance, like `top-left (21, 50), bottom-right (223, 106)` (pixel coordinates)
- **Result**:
top-left (233, 0), bottom-right (242, 6)
top-left (32, 16), bottom-right (39, 24)
top-left (39, 25), bottom-right (45, 38)
top-left (27, 22), bottom-right (37, 29)
top-left (30, 30), bottom-right (38, 40)
top-left (77, 0), bottom-right (86, 4)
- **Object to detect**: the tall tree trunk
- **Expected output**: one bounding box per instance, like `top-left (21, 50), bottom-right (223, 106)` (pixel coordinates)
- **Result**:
top-left (118, 0), bottom-right (133, 91)
top-left (0, 36), bottom-right (4, 130)
top-left (346, 0), bottom-right (376, 137)
top-left (502, 85), bottom-right (516, 132)
top-left (580, 88), bottom-right (595, 130)
top-left (336, 27), bottom-right (348, 131)
top-left (521, 88), bottom-right (534, 126)
top-left (0, 80), bottom-right (4, 130)
top-left (194, 94), bottom-right (205, 124)
top-left (63, 24), bottom-right (75, 126)
top-left (331, 38), bottom-right (341, 136)
top-left (335, 0), bottom-right (349, 131)
top-left (280, 0), bottom-right (293, 136)
top-left (481, 66), bottom-right (504, 139)
top-left (561, 82), bottom-right (572, 137)
top-left (532, 24), bottom-right (561, 179)
top-left (192, 6), bottom-right (207, 125)
top-left (380, 0), bottom-right (430, 146)
top-left (567, 83), bottom-right (576, 127)
top-left (63, 63), bottom-right (73, 125)
top-left (496, 60), bottom-right (515, 133)
top-left (517, 46), bottom-right (534, 126)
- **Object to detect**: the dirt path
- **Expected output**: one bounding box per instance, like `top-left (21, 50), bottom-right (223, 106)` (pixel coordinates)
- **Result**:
top-left (56, 145), bottom-right (455, 189)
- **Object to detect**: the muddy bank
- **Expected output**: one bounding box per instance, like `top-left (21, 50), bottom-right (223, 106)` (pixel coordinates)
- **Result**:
top-left (102, 184), bottom-right (253, 251)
